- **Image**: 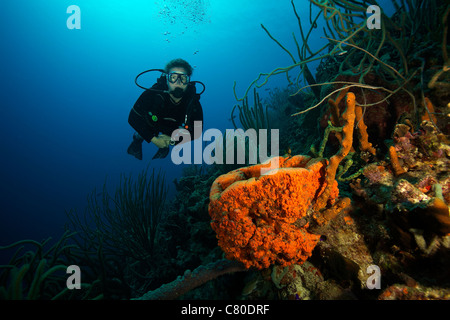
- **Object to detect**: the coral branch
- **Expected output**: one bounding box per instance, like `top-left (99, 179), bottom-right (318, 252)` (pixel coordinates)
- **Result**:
top-left (324, 37), bottom-right (406, 81)
top-left (133, 259), bottom-right (247, 300)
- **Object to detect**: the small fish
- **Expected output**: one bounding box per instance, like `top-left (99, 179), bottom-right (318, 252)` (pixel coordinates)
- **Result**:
top-left (337, 50), bottom-right (347, 56)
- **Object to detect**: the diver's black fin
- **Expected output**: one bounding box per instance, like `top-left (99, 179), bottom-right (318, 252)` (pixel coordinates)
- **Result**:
top-left (152, 147), bottom-right (170, 160)
top-left (127, 134), bottom-right (144, 160)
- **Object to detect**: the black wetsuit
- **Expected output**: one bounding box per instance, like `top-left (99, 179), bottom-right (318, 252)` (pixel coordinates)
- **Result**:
top-left (128, 78), bottom-right (203, 144)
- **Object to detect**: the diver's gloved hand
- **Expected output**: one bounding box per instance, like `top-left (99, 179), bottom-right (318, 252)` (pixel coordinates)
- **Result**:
top-left (151, 134), bottom-right (172, 148)
top-left (127, 132), bottom-right (144, 160)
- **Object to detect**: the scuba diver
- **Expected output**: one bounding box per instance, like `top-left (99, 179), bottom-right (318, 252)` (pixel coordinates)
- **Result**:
top-left (127, 58), bottom-right (204, 160)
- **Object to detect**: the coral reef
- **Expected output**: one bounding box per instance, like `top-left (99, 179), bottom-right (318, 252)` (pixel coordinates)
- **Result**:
top-left (4, 0), bottom-right (449, 302)
top-left (136, 0), bottom-right (450, 301)
top-left (196, 0), bottom-right (450, 300)
top-left (138, 87), bottom-right (449, 301)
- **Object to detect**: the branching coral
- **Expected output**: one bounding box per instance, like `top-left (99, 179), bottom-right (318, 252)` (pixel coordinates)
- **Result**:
top-left (230, 87), bottom-right (270, 131)
top-left (233, 0), bottom-right (343, 101)
top-left (234, 0), bottom-right (449, 133)
top-left (66, 166), bottom-right (168, 264)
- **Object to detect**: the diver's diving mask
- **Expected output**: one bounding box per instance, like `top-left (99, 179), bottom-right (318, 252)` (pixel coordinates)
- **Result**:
top-left (167, 72), bottom-right (190, 85)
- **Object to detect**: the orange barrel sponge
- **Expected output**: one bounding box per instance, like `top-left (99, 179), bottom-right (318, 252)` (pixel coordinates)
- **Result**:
top-left (208, 155), bottom-right (339, 269)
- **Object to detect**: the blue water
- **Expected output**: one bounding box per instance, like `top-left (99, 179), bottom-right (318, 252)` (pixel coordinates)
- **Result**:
top-left (0, 0), bottom-right (394, 246)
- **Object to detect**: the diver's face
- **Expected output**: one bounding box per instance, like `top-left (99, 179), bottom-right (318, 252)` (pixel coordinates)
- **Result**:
top-left (167, 67), bottom-right (189, 99)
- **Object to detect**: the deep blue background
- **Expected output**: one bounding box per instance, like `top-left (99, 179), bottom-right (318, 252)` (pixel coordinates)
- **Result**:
top-left (0, 0), bottom-right (393, 246)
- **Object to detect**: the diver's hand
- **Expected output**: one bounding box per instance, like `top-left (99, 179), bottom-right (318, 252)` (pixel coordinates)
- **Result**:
top-left (151, 134), bottom-right (172, 148)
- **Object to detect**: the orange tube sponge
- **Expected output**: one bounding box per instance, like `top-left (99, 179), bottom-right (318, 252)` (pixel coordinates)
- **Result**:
top-left (208, 155), bottom-right (339, 269)
top-left (315, 92), bottom-right (356, 211)
top-left (328, 87), bottom-right (348, 128)
top-left (355, 104), bottom-right (376, 155)
top-left (389, 146), bottom-right (405, 176)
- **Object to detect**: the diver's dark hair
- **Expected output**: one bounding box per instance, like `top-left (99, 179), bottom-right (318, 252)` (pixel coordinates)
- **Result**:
top-left (165, 58), bottom-right (194, 76)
